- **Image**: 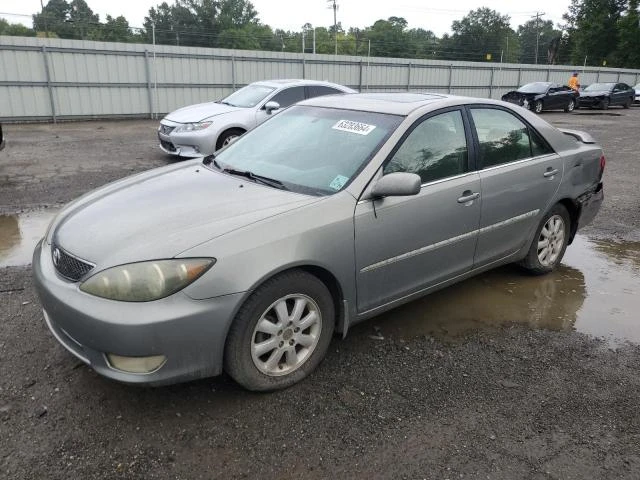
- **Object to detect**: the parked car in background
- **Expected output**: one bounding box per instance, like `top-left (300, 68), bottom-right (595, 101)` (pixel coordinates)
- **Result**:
top-left (501, 82), bottom-right (579, 113)
top-left (578, 82), bottom-right (635, 109)
top-left (35, 93), bottom-right (605, 391)
top-left (0, 124), bottom-right (5, 151)
top-left (158, 79), bottom-right (356, 157)
top-left (634, 84), bottom-right (640, 104)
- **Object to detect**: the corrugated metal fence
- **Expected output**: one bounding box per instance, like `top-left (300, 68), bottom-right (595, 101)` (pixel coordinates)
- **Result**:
top-left (2, 36), bottom-right (640, 122)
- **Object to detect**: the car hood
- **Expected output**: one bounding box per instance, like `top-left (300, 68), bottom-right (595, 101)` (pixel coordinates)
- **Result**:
top-left (164, 102), bottom-right (244, 123)
top-left (53, 162), bottom-right (319, 268)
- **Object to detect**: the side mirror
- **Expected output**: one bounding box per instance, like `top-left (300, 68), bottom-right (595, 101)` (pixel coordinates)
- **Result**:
top-left (371, 172), bottom-right (421, 198)
top-left (264, 101), bottom-right (281, 114)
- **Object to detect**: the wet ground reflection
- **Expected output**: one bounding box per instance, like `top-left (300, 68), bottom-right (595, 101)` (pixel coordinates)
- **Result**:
top-left (361, 236), bottom-right (640, 345)
top-left (0, 210), bottom-right (58, 267)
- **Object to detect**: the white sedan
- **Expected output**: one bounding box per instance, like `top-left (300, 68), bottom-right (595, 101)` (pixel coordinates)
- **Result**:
top-left (634, 83), bottom-right (640, 104)
top-left (158, 79), bottom-right (356, 157)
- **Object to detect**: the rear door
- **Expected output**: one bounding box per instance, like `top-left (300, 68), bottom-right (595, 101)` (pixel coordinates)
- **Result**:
top-left (468, 106), bottom-right (562, 267)
top-left (354, 108), bottom-right (481, 312)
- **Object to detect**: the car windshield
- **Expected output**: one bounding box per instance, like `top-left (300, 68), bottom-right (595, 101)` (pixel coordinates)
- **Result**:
top-left (209, 105), bottom-right (403, 196)
top-left (584, 83), bottom-right (614, 92)
top-left (517, 83), bottom-right (550, 94)
top-left (220, 84), bottom-right (276, 108)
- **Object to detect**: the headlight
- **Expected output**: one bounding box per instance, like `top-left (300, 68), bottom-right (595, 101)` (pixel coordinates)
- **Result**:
top-left (174, 121), bottom-right (212, 133)
top-left (80, 258), bottom-right (215, 302)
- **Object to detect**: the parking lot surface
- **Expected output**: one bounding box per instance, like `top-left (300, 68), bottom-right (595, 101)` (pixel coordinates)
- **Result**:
top-left (1, 108), bottom-right (640, 479)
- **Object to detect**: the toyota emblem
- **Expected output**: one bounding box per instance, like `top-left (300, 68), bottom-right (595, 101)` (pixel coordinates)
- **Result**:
top-left (52, 247), bottom-right (61, 266)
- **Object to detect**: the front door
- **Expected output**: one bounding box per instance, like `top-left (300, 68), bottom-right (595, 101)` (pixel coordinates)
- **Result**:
top-left (468, 106), bottom-right (563, 266)
top-left (354, 109), bottom-right (481, 313)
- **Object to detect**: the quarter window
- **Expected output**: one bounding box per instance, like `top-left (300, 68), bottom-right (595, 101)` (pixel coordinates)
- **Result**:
top-left (471, 108), bottom-right (550, 168)
top-left (307, 85), bottom-right (342, 98)
top-left (269, 86), bottom-right (306, 108)
top-left (383, 110), bottom-right (468, 183)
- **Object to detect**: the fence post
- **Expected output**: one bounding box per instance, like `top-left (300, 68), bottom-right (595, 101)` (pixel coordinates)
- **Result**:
top-left (616, 71), bottom-right (621, 82)
top-left (517, 68), bottom-right (522, 88)
top-left (407, 62), bottom-right (412, 92)
top-left (359, 60), bottom-right (363, 91)
top-left (448, 65), bottom-right (453, 94)
top-left (489, 67), bottom-right (494, 99)
top-left (144, 50), bottom-right (154, 119)
top-left (41, 45), bottom-right (57, 124)
top-left (546, 68), bottom-right (551, 82)
top-left (231, 55), bottom-right (236, 90)
top-left (302, 56), bottom-right (306, 79)
top-left (596, 70), bottom-right (601, 82)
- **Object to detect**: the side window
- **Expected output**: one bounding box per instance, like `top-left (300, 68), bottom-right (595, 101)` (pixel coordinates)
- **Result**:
top-left (269, 86), bottom-right (305, 108)
top-left (383, 110), bottom-right (468, 183)
top-left (307, 85), bottom-right (342, 98)
top-left (530, 128), bottom-right (554, 157)
top-left (470, 108), bottom-right (533, 168)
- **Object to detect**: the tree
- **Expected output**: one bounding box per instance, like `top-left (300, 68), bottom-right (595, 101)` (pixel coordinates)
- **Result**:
top-left (617, 0), bottom-right (640, 68)
top-left (562, 0), bottom-right (626, 66)
top-left (0, 19), bottom-right (36, 37)
top-left (100, 15), bottom-right (134, 43)
top-left (366, 17), bottom-right (410, 58)
top-left (444, 8), bottom-right (519, 62)
top-left (517, 19), bottom-right (562, 64)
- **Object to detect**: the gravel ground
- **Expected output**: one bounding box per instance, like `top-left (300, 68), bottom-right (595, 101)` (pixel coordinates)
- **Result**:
top-left (1, 108), bottom-right (640, 479)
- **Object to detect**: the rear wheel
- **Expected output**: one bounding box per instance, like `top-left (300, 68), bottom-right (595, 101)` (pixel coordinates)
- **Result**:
top-left (520, 204), bottom-right (570, 275)
top-left (224, 270), bottom-right (335, 391)
top-left (564, 99), bottom-right (576, 112)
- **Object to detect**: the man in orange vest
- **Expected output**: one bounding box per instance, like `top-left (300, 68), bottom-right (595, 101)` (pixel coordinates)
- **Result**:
top-left (568, 72), bottom-right (581, 91)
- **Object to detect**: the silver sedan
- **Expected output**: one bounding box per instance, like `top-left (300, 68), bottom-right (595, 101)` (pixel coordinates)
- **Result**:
top-left (34, 93), bottom-right (604, 391)
top-left (158, 79), bottom-right (356, 157)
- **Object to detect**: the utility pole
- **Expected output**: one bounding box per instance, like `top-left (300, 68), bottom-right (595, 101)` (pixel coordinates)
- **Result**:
top-left (327, 0), bottom-right (338, 55)
top-left (39, 0), bottom-right (48, 37)
top-left (532, 11), bottom-right (545, 65)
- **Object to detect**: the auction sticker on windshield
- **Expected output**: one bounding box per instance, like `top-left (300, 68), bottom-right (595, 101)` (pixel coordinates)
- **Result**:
top-left (332, 120), bottom-right (376, 135)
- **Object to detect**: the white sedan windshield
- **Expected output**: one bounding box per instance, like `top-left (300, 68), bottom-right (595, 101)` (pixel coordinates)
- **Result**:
top-left (221, 85), bottom-right (276, 108)
top-left (211, 105), bottom-right (403, 195)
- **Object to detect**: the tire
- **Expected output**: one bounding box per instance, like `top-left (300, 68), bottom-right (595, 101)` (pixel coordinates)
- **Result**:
top-left (564, 99), bottom-right (575, 112)
top-left (215, 128), bottom-right (245, 151)
top-left (533, 100), bottom-right (544, 114)
top-left (224, 270), bottom-right (335, 391)
top-left (520, 204), bottom-right (570, 275)
top-left (600, 98), bottom-right (609, 110)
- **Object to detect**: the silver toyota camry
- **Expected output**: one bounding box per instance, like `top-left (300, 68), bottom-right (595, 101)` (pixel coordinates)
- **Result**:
top-left (158, 79), bottom-right (356, 157)
top-left (33, 93), bottom-right (604, 391)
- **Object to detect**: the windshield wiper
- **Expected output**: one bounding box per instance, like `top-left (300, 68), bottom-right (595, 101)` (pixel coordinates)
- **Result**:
top-left (216, 163), bottom-right (287, 190)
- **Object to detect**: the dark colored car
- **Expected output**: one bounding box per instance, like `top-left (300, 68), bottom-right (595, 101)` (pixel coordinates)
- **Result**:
top-left (578, 83), bottom-right (635, 109)
top-left (0, 124), bottom-right (5, 151)
top-left (501, 82), bottom-right (579, 114)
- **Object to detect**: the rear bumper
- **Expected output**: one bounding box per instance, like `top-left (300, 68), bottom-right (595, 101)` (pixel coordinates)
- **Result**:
top-left (576, 182), bottom-right (604, 231)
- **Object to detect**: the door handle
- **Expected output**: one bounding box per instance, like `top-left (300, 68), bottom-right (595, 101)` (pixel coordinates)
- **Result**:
top-left (457, 191), bottom-right (480, 204)
top-left (544, 169), bottom-right (559, 178)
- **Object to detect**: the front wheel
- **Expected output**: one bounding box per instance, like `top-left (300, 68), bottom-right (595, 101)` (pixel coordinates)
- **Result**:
top-left (520, 204), bottom-right (570, 275)
top-left (216, 128), bottom-right (245, 151)
top-left (564, 99), bottom-right (576, 112)
top-left (224, 270), bottom-right (335, 391)
top-left (532, 100), bottom-right (544, 114)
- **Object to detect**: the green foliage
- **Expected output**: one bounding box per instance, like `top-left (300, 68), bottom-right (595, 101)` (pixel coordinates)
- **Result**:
top-left (517, 19), bottom-right (562, 64)
top-left (0, 19), bottom-right (36, 37)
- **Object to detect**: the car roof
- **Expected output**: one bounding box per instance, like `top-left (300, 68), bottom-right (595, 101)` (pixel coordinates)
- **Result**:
top-left (299, 92), bottom-right (508, 116)
top-left (253, 79), bottom-right (355, 91)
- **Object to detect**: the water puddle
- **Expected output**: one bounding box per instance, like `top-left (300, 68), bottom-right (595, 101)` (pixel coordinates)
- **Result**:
top-left (362, 235), bottom-right (640, 346)
top-left (572, 112), bottom-right (622, 116)
top-left (0, 210), bottom-right (58, 267)
top-left (2, 210), bottom-right (639, 345)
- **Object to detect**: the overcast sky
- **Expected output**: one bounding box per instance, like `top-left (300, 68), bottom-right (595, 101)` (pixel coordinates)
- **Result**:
top-left (2, 0), bottom-right (569, 36)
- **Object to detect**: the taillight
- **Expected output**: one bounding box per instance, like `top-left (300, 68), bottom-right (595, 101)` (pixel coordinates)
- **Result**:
top-left (599, 154), bottom-right (606, 171)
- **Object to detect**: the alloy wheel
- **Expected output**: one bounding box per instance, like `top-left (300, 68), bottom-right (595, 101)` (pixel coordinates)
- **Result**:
top-left (537, 215), bottom-right (566, 267)
top-left (222, 135), bottom-right (239, 147)
top-left (250, 294), bottom-right (322, 376)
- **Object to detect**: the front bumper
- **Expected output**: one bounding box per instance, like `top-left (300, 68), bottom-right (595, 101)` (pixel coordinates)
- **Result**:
top-left (158, 121), bottom-right (218, 158)
top-left (578, 97), bottom-right (606, 107)
top-left (32, 240), bottom-right (244, 386)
